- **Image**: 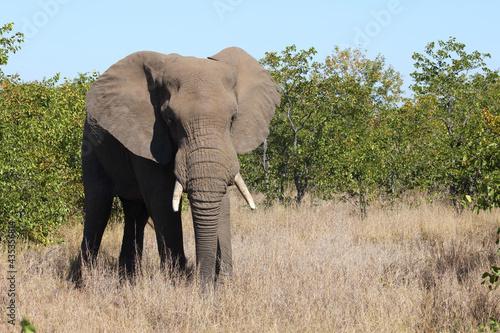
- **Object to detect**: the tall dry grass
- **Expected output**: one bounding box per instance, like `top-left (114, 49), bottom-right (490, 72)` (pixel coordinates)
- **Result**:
top-left (1, 191), bottom-right (500, 332)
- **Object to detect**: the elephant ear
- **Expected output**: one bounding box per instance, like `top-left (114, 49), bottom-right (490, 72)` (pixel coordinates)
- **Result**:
top-left (86, 51), bottom-right (179, 164)
top-left (208, 47), bottom-right (281, 154)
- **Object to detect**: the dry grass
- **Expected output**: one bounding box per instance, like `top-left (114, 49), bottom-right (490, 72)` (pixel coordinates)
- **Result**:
top-left (2, 191), bottom-right (500, 332)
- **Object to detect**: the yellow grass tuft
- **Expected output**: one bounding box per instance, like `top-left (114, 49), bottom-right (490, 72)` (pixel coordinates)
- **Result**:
top-left (1, 192), bottom-right (499, 332)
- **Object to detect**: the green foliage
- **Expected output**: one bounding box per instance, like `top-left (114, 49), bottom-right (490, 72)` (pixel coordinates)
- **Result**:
top-left (0, 22), bottom-right (24, 74)
top-left (479, 317), bottom-right (500, 333)
top-left (255, 45), bottom-right (322, 205)
top-left (482, 228), bottom-right (500, 290)
top-left (318, 48), bottom-right (405, 214)
top-left (242, 46), bottom-right (406, 211)
top-left (479, 227), bottom-right (500, 332)
top-left (410, 37), bottom-right (500, 206)
top-left (240, 39), bottom-right (500, 218)
top-left (20, 317), bottom-right (36, 333)
top-left (469, 106), bottom-right (500, 211)
top-left (0, 72), bottom-right (97, 243)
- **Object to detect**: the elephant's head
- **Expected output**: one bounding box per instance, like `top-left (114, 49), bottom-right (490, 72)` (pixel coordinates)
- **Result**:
top-left (85, 47), bottom-right (280, 283)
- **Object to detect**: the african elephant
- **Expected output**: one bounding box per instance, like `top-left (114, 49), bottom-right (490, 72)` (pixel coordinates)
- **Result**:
top-left (78, 47), bottom-right (280, 286)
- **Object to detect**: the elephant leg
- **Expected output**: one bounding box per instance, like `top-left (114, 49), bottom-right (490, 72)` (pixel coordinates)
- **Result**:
top-left (216, 192), bottom-right (233, 279)
top-left (149, 199), bottom-right (186, 276)
top-left (142, 173), bottom-right (186, 276)
top-left (80, 149), bottom-right (115, 267)
top-left (119, 198), bottom-right (149, 277)
top-left (131, 156), bottom-right (187, 277)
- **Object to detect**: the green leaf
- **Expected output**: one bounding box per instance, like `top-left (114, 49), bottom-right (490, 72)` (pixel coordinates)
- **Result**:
top-left (20, 317), bottom-right (36, 333)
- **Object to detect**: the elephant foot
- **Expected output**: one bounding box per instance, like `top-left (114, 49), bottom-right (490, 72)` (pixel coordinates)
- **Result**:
top-left (160, 253), bottom-right (188, 277)
top-left (67, 254), bottom-right (85, 289)
top-left (118, 258), bottom-right (142, 283)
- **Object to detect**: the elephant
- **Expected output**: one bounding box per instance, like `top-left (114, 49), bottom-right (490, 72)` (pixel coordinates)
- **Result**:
top-left (77, 47), bottom-right (280, 286)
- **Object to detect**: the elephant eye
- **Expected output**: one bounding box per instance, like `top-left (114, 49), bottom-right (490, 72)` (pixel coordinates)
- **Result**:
top-left (166, 116), bottom-right (176, 128)
top-left (230, 113), bottom-right (237, 133)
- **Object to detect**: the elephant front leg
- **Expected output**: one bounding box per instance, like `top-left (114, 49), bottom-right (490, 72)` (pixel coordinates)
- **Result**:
top-left (150, 201), bottom-right (187, 276)
top-left (132, 157), bottom-right (187, 277)
top-left (216, 192), bottom-right (233, 279)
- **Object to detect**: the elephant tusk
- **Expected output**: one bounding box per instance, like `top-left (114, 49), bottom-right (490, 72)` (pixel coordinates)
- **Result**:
top-left (234, 173), bottom-right (256, 210)
top-left (172, 179), bottom-right (183, 212)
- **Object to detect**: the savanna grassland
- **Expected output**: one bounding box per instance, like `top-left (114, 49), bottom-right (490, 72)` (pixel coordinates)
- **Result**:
top-left (2, 22), bottom-right (500, 333)
top-left (1, 190), bottom-right (499, 332)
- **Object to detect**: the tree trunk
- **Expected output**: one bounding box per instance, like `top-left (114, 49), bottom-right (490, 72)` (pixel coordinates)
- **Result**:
top-left (294, 169), bottom-right (308, 206)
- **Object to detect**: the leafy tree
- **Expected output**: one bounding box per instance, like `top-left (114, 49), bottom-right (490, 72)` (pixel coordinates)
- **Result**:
top-left (242, 46), bottom-right (404, 212)
top-left (319, 48), bottom-right (404, 214)
top-left (240, 46), bottom-right (328, 205)
top-left (410, 37), bottom-right (499, 206)
top-left (466, 79), bottom-right (500, 211)
top-left (257, 45), bottom-right (325, 205)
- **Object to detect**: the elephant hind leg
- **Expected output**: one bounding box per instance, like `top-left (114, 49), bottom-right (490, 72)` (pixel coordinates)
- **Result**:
top-left (119, 198), bottom-right (149, 278)
top-left (72, 150), bottom-right (114, 286)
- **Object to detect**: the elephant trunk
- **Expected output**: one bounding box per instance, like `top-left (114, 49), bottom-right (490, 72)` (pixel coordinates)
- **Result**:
top-left (172, 118), bottom-right (252, 285)
top-left (189, 192), bottom-right (224, 285)
top-left (184, 146), bottom-right (233, 285)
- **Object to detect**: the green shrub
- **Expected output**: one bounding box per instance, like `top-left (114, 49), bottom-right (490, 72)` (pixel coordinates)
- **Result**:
top-left (0, 72), bottom-right (97, 243)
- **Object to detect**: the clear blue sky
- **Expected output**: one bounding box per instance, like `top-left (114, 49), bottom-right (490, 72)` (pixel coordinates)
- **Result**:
top-left (1, 0), bottom-right (499, 94)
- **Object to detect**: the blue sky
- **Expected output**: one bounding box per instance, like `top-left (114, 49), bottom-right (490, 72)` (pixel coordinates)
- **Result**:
top-left (1, 0), bottom-right (499, 94)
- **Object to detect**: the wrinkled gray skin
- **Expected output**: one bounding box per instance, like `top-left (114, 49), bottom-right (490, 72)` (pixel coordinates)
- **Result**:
top-left (78, 47), bottom-right (280, 286)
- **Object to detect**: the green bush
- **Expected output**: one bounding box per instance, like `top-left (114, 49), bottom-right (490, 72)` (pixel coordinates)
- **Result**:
top-left (0, 72), bottom-right (97, 243)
